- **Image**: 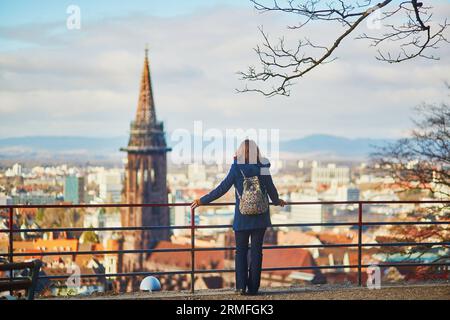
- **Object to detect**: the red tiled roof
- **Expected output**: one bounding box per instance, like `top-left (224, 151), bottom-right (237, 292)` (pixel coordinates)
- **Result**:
top-left (277, 231), bottom-right (321, 245)
top-left (147, 241), bottom-right (225, 270)
top-left (262, 248), bottom-right (316, 276)
top-left (17, 207), bottom-right (38, 216)
top-left (317, 233), bottom-right (354, 244)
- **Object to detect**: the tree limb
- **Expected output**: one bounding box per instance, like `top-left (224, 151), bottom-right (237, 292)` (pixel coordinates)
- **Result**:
top-left (238, 0), bottom-right (449, 96)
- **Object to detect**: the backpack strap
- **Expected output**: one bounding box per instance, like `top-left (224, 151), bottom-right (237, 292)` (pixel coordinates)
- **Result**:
top-left (236, 168), bottom-right (246, 199)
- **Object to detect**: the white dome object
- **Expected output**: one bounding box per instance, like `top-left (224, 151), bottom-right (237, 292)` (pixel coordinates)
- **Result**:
top-left (139, 276), bottom-right (161, 292)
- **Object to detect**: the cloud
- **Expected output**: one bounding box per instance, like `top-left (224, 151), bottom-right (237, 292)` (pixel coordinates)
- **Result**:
top-left (0, 2), bottom-right (449, 141)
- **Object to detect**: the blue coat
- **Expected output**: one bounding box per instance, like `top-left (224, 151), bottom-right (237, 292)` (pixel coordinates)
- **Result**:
top-left (200, 158), bottom-right (280, 231)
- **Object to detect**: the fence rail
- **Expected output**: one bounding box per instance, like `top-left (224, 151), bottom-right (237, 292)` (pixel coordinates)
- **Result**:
top-left (0, 200), bottom-right (449, 293)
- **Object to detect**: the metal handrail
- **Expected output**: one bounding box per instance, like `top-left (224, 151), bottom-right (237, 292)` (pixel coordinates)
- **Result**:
top-left (0, 200), bottom-right (449, 294)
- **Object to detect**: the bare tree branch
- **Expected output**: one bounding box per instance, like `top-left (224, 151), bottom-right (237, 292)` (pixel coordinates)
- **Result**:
top-left (238, 0), bottom-right (449, 96)
top-left (370, 90), bottom-right (450, 266)
top-left (371, 90), bottom-right (450, 199)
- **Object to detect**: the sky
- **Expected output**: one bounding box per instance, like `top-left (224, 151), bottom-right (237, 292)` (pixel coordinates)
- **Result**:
top-left (0, 0), bottom-right (449, 141)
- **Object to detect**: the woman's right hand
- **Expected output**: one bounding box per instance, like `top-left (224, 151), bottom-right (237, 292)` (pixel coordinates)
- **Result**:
top-left (278, 199), bottom-right (287, 207)
top-left (191, 199), bottom-right (202, 210)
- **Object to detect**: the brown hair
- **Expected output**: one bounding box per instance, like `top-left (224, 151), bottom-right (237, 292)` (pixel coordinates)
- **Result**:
top-left (235, 139), bottom-right (262, 164)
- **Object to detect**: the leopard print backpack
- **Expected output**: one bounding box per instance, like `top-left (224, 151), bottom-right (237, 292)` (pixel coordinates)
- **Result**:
top-left (237, 169), bottom-right (269, 215)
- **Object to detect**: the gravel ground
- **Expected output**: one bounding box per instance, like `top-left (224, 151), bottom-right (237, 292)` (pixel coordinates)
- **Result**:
top-left (192, 284), bottom-right (450, 300)
top-left (41, 282), bottom-right (450, 300)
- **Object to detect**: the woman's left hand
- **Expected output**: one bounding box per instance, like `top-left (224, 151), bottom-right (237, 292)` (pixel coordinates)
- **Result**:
top-left (191, 199), bottom-right (202, 210)
top-left (278, 199), bottom-right (287, 207)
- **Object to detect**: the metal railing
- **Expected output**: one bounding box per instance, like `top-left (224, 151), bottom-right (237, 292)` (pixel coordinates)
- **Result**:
top-left (0, 200), bottom-right (449, 294)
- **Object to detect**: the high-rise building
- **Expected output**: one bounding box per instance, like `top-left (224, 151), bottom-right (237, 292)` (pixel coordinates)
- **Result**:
top-left (5, 163), bottom-right (23, 177)
top-left (98, 169), bottom-right (123, 203)
top-left (0, 194), bottom-right (12, 206)
top-left (347, 187), bottom-right (360, 202)
top-left (63, 175), bottom-right (85, 204)
top-left (119, 49), bottom-right (171, 291)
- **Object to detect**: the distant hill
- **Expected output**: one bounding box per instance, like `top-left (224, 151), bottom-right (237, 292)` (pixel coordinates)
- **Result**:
top-left (280, 134), bottom-right (393, 160)
top-left (0, 134), bottom-right (394, 164)
top-left (0, 136), bottom-right (127, 165)
top-left (0, 136), bottom-right (128, 152)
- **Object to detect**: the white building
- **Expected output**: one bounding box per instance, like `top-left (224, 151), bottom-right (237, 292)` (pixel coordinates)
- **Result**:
top-left (0, 193), bottom-right (12, 205)
top-left (98, 169), bottom-right (123, 203)
top-left (320, 184), bottom-right (360, 202)
top-left (197, 207), bottom-right (234, 236)
top-left (172, 205), bottom-right (190, 236)
top-left (5, 163), bottom-right (23, 177)
top-left (289, 192), bottom-right (323, 232)
top-left (311, 163), bottom-right (350, 186)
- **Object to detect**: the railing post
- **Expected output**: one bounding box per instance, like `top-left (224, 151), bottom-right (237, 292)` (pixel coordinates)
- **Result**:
top-left (190, 206), bottom-right (195, 294)
top-left (357, 202), bottom-right (363, 287)
top-left (8, 207), bottom-right (14, 264)
top-left (8, 207), bottom-right (14, 295)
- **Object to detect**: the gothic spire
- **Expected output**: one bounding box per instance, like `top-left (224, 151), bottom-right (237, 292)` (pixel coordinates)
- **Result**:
top-left (135, 47), bottom-right (156, 125)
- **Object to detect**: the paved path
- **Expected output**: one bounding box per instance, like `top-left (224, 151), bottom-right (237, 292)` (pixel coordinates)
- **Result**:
top-left (44, 282), bottom-right (450, 300)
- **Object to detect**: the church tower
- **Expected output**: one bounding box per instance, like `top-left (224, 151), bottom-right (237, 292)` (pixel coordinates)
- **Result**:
top-left (119, 49), bottom-right (171, 290)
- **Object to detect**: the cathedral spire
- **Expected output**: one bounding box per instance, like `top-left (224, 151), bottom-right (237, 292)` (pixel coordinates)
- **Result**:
top-left (121, 48), bottom-right (170, 153)
top-left (135, 47), bottom-right (156, 125)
